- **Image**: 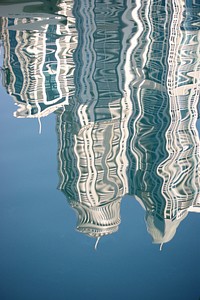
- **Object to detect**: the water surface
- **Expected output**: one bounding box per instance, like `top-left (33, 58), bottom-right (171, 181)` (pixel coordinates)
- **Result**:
top-left (0, 1), bottom-right (199, 300)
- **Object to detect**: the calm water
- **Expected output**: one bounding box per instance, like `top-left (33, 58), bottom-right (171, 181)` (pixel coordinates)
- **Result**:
top-left (0, 1), bottom-right (200, 300)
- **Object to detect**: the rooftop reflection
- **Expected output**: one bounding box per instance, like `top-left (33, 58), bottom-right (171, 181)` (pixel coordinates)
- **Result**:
top-left (0, 0), bottom-right (199, 246)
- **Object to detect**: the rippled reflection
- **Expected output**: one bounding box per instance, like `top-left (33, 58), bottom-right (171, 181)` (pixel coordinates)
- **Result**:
top-left (0, 0), bottom-right (199, 247)
top-left (0, 0), bottom-right (76, 119)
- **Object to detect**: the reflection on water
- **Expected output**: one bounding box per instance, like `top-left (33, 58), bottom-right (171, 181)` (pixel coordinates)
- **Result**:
top-left (0, 0), bottom-right (199, 247)
top-left (0, 0), bottom-right (76, 118)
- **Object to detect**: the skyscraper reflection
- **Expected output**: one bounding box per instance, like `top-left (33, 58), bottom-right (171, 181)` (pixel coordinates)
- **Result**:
top-left (0, 0), bottom-right (199, 246)
top-left (0, 0), bottom-right (77, 118)
top-left (56, 0), bottom-right (128, 239)
top-left (127, 0), bottom-right (200, 245)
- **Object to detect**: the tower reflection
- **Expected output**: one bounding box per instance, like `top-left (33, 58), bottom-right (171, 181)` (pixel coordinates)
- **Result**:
top-left (0, 0), bottom-right (77, 119)
top-left (56, 0), bottom-right (128, 239)
top-left (127, 0), bottom-right (200, 246)
top-left (0, 0), bottom-right (199, 246)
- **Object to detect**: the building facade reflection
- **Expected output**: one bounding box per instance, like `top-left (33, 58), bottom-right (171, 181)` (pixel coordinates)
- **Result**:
top-left (56, 0), bottom-right (128, 239)
top-left (0, 0), bottom-right (77, 118)
top-left (127, 0), bottom-right (200, 245)
top-left (0, 0), bottom-right (199, 245)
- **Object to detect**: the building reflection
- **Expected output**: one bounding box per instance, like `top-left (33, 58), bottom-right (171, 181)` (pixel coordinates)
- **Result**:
top-left (0, 0), bottom-right (199, 246)
top-left (127, 0), bottom-right (200, 246)
top-left (0, 0), bottom-right (77, 119)
top-left (56, 0), bottom-right (128, 239)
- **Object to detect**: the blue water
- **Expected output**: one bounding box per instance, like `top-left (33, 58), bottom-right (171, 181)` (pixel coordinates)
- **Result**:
top-left (0, 1), bottom-right (200, 300)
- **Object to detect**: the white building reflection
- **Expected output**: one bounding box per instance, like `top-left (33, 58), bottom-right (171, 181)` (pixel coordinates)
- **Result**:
top-left (127, 0), bottom-right (200, 245)
top-left (0, 0), bottom-right (77, 118)
top-left (0, 0), bottom-right (199, 245)
top-left (57, 0), bottom-right (128, 238)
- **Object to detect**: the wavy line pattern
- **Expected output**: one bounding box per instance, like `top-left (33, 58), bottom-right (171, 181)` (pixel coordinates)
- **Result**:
top-left (0, 0), bottom-right (199, 243)
top-left (1, 0), bottom-right (77, 117)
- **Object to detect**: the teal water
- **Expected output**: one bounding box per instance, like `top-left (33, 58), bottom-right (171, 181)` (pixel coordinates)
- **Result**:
top-left (0, 1), bottom-right (199, 300)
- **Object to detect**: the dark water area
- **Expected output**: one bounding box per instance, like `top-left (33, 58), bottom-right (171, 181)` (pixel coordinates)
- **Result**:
top-left (0, 1), bottom-right (199, 299)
